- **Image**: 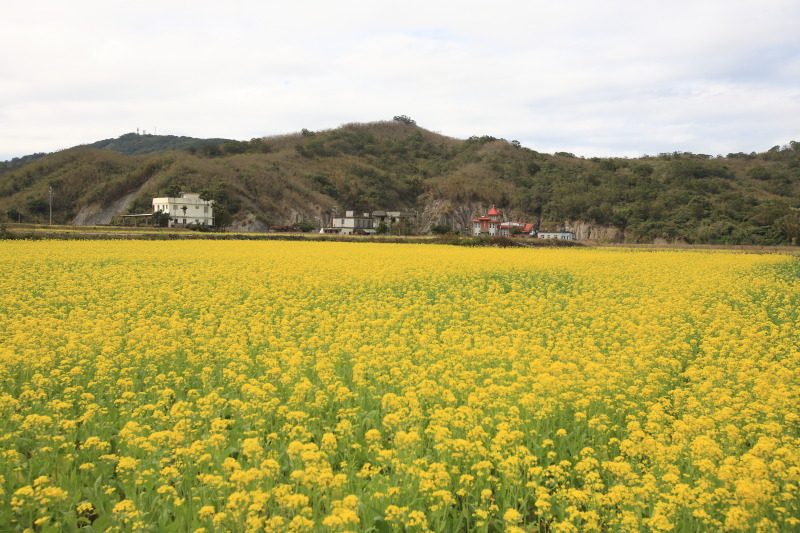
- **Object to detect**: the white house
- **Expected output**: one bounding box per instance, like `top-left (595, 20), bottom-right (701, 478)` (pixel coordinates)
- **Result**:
top-left (329, 210), bottom-right (374, 235)
top-left (537, 231), bottom-right (575, 240)
top-left (371, 210), bottom-right (413, 229)
top-left (321, 209), bottom-right (415, 234)
top-left (152, 192), bottom-right (213, 227)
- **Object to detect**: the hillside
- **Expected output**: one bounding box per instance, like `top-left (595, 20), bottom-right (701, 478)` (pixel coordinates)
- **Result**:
top-left (1, 121), bottom-right (799, 244)
top-left (86, 132), bottom-right (232, 155)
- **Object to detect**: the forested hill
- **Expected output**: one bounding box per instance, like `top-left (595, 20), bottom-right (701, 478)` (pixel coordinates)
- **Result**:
top-left (1, 121), bottom-right (798, 244)
top-left (86, 132), bottom-right (232, 155)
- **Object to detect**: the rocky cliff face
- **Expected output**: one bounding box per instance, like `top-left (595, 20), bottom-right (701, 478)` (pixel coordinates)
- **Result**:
top-left (416, 198), bottom-right (481, 233)
top-left (228, 213), bottom-right (270, 232)
top-left (564, 220), bottom-right (625, 242)
top-left (418, 197), bottom-right (551, 234)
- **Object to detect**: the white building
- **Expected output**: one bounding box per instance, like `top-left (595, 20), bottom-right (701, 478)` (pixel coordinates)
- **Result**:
top-left (321, 209), bottom-right (415, 235)
top-left (329, 211), bottom-right (374, 235)
top-left (152, 192), bottom-right (213, 227)
top-left (372, 210), bottom-right (412, 229)
top-left (537, 231), bottom-right (575, 240)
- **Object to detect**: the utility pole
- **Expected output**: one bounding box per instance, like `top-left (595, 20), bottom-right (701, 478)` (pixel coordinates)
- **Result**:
top-left (48, 186), bottom-right (53, 225)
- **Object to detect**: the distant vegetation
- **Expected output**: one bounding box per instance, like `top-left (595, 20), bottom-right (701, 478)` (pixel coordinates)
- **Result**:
top-left (1, 123), bottom-right (798, 244)
top-left (0, 152), bottom-right (48, 176)
top-left (86, 132), bottom-right (232, 155)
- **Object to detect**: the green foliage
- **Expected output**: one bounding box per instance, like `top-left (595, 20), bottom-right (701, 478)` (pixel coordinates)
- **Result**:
top-left (26, 198), bottom-right (49, 215)
top-left (0, 152), bottom-right (47, 176)
top-left (164, 183), bottom-right (182, 197)
top-left (467, 135), bottom-right (498, 144)
top-left (669, 159), bottom-right (735, 182)
top-left (196, 144), bottom-right (222, 157)
top-left (152, 210), bottom-right (171, 227)
top-left (88, 132), bottom-right (230, 155)
top-left (5, 208), bottom-right (21, 222)
top-left (309, 175), bottom-right (337, 197)
top-left (202, 184), bottom-right (239, 228)
top-left (220, 140), bottom-right (249, 155)
top-left (295, 220), bottom-right (316, 232)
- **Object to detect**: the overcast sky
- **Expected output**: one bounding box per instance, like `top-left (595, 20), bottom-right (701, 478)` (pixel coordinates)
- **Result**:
top-left (1, 0), bottom-right (799, 160)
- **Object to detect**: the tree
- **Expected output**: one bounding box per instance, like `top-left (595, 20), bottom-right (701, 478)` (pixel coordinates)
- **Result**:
top-left (393, 115), bottom-right (416, 125)
top-left (212, 204), bottom-right (232, 229)
top-left (777, 211), bottom-right (800, 244)
top-left (198, 144), bottom-right (222, 157)
top-left (153, 210), bottom-right (171, 227)
top-left (165, 184), bottom-right (182, 197)
top-left (295, 220), bottom-right (316, 232)
top-left (6, 208), bottom-right (21, 223)
top-left (221, 140), bottom-right (248, 154)
top-left (26, 198), bottom-right (48, 215)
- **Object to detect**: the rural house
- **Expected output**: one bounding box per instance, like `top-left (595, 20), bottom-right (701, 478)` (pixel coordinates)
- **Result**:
top-left (472, 206), bottom-right (503, 236)
top-left (152, 192), bottom-right (214, 227)
top-left (473, 206), bottom-right (535, 237)
top-left (537, 231), bottom-right (575, 240)
top-left (371, 210), bottom-right (414, 232)
top-left (322, 209), bottom-right (415, 235)
top-left (498, 222), bottom-right (535, 237)
top-left (328, 210), bottom-right (373, 235)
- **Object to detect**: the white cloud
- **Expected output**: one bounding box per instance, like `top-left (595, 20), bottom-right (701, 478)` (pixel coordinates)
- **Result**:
top-left (1, 0), bottom-right (798, 159)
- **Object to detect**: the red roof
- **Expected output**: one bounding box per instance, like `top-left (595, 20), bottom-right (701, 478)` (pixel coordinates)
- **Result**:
top-left (523, 223), bottom-right (534, 232)
top-left (487, 206), bottom-right (500, 216)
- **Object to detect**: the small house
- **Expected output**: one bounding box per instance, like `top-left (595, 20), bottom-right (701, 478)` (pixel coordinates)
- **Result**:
top-left (330, 211), bottom-right (374, 235)
top-left (537, 231), bottom-right (575, 241)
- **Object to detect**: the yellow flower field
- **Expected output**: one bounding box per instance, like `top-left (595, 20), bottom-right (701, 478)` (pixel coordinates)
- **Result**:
top-left (0, 241), bottom-right (798, 532)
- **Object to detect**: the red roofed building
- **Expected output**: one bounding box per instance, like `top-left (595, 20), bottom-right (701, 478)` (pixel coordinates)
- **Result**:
top-left (472, 205), bottom-right (503, 236)
top-left (498, 221), bottom-right (529, 236)
top-left (472, 206), bottom-right (537, 237)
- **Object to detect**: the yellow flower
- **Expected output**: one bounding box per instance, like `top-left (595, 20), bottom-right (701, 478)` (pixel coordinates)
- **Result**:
top-left (241, 438), bottom-right (264, 460)
top-left (112, 499), bottom-right (140, 523)
top-left (116, 456), bottom-right (139, 473)
top-left (503, 508), bottom-right (523, 524)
